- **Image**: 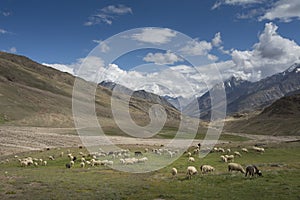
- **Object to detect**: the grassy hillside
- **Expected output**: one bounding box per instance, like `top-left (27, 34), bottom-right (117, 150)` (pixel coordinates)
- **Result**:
top-left (0, 52), bottom-right (181, 131)
top-left (225, 94), bottom-right (300, 136)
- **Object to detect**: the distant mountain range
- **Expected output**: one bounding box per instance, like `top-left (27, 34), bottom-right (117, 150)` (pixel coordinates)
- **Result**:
top-left (99, 81), bottom-right (175, 109)
top-left (183, 63), bottom-right (300, 119)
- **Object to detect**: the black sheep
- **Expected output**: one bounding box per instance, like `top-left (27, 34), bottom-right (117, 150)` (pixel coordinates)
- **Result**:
top-left (245, 165), bottom-right (262, 177)
top-left (65, 163), bottom-right (71, 168)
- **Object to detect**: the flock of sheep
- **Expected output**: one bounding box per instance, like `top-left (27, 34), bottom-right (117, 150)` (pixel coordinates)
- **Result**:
top-left (171, 145), bottom-right (264, 179)
top-left (13, 144), bottom-right (264, 180)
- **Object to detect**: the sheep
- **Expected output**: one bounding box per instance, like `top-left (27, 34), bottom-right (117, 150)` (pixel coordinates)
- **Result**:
top-left (80, 162), bottom-right (85, 168)
top-left (34, 162), bottom-right (38, 167)
top-left (252, 146), bottom-right (265, 153)
top-left (218, 148), bottom-right (225, 153)
top-left (186, 166), bottom-right (198, 179)
top-left (188, 157), bottom-right (195, 162)
top-left (220, 155), bottom-right (228, 162)
top-left (245, 165), bottom-right (262, 177)
top-left (225, 155), bottom-right (234, 162)
top-left (200, 165), bottom-right (215, 174)
top-left (137, 157), bottom-right (148, 163)
top-left (20, 160), bottom-right (28, 167)
top-left (171, 167), bottom-right (178, 176)
top-left (43, 161), bottom-right (47, 166)
top-left (144, 148), bottom-right (149, 153)
top-left (65, 163), bottom-right (71, 168)
top-left (81, 157), bottom-right (86, 162)
top-left (106, 161), bottom-right (113, 166)
top-left (187, 152), bottom-right (192, 157)
top-left (48, 156), bottom-right (55, 160)
top-left (70, 161), bottom-right (74, 166)
top-left (241, 148), bottom-right (248, 153)
top-left (234, 151), bottom-right (242, 157)
top-left (226, 149), bottom-right (231, 153)
top-left (228, 163), bottom-right (245, 174)
top-left (134, 151), bottom-right (143, 157)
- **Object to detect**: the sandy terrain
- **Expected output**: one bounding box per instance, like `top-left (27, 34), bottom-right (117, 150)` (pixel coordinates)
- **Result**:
top-left (0, 126), bottom-right (299, 157)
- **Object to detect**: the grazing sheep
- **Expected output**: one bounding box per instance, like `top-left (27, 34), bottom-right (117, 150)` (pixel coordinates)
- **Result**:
top-left (49, 156), bottom-right (55, 160)
top-left (218, 148), bottom-right (225, 153)
top-left (70, 161), bottom-right (74, 166)
top-left (220, 155), bottom-right (227, 162)
top-left (34, 162), bottom-right (38, 167)
top-left (241, 148), bottom-right (248, 153)
top-left (234, 151), bottom-right (242, 157)
top-left (200, 165), bottom-right (215, 174)
top-left (144, 148), bottom-right (149, 153)
top-left (20, 160), bottom-right (28, 167)
top-left (43, 161), bottom-right (47, 166)
top-left (81, 157), bottom-right (86, 162)
top-left (245, 165), bottom-right (262, 177)
top-left (72, 156), bottom-right (77, 162)
top-left (252, 146), bottom-right (265, 153)
top-left (134, 151), bottom-right (143, 157)
top-left (137, 157), bottom-right (148, 163)
top-left (65, 163), bottom-right (71, 168)
top-left (186, 166), bottom-right (198, 179)
top-left (226, 149), bottom-right (231, 153)
top-left (228, 163), bottom-right (245, 174)
top-left (80, 162), bottom-right (85, 168)
top-left (188, 157), bottom-right (195, 162)
top-left (187, 152), bottom-right (192, 157)
top-left (225, 155), bottom-right (234, 162)
top-left (171, 168), bottom-right (178, 176)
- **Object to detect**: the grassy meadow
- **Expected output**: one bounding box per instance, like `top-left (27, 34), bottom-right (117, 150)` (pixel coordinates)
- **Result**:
top-left (0, 141), bottom-right (299, 200)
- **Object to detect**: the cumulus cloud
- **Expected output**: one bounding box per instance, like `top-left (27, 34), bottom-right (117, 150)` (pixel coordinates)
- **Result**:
top-left (131, 28), bottom-right (177, 44)
top-left (230, 22), bottom-right (300, 80)
top-left (212, 0), bottom-right (262, 9)
top-left (259, 0), bottom-right (300, 22)
top-left (143, 51), bottom-right (183, 65)
top-left (212, 32), bottom-right (222, 47)
top-left (180, 39), bottom-right (212, 56)
top-left (84, 4), bottom-right (132, 26)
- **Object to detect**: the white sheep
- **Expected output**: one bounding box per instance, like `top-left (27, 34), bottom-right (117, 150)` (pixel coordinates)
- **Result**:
top-left (43, 160), bottom-right (47, 166)
top-left (252, 146), bottom-right (265, 153)
top-left (200, 165), bottom-right (215, 173)
top-left (186, 166), bottom-right (198, 179)
top-left (187, 152), bottom-right (192, 157)
top-left (34, 162), bottom-right (38, 167)
top-left (70, 160), bottom-right (74, 166)
top-left (234, 151), bottom-right (242, 157)
top-left (80, 162), bottom-right (85, 168)
top-left (188, 157), bottom-right (195, 162)
top-left (226, 148), bottom-right (231, 153)
top-left (49, 156), bottom-right (55, 160)
top-left (241, 148), bottom-right (248, 153)
top-left (225, 155), bottom-right (234, 162)
top-left (228, 163), bottom-right (245, 174)
top-left (220, 155), bottom-right (227, 162)
top-left (137, 157), bottom-right (148, 163)
top-left (171, 168), bottom-right (178, 177)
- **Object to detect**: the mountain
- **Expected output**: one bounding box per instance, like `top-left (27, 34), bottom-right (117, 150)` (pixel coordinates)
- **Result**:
top-left (225, 92), bottom-right (300, 135)
top-left (99, 81), bottom-right (175, 109)
top-left (0, 52), bottom-right (181, 132)
top-left (184, 63), bottom-right (300, 119)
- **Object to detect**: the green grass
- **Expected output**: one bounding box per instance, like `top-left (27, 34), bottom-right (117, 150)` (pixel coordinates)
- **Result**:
top-left (0, 143), bottom-right (299, 200)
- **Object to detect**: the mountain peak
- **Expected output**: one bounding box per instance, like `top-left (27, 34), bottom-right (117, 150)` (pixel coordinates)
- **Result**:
top-left (286, 63), bottom-right (300, 73)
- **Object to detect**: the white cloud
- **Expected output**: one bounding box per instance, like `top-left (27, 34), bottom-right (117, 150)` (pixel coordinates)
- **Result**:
top-left (180, 39), bottom-right (212, 56)
top-left (1, 11), bottom-right (11, 17)
top-left (43, 63), bottom-right (75, 75)
top-left (143, 51), bottom-right (183, 65)
top-left (259, 0), bottom-right (300, 22)
top-left (131, 28), bottom-right (177, 44)
top-left (212, 0), bottom-right (262, 9)
top-left (101, 5), bottom-right (132, 14)
top-left (9, 47), bottom-right (17, 53)
top-left (84, 4), bottom-right (132, 26)
top-left (230, 22), bottom-right (300, 80)
top-left (0, 28), bottom-right (8, 34)
top-left (92, 40), bottom-right (110, 53)
top-left (212, 32), bottom-right (222, 47)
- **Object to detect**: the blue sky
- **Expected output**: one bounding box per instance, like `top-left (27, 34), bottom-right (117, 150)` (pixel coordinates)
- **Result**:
top-left (1, 0), bottom-right (300, 97)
